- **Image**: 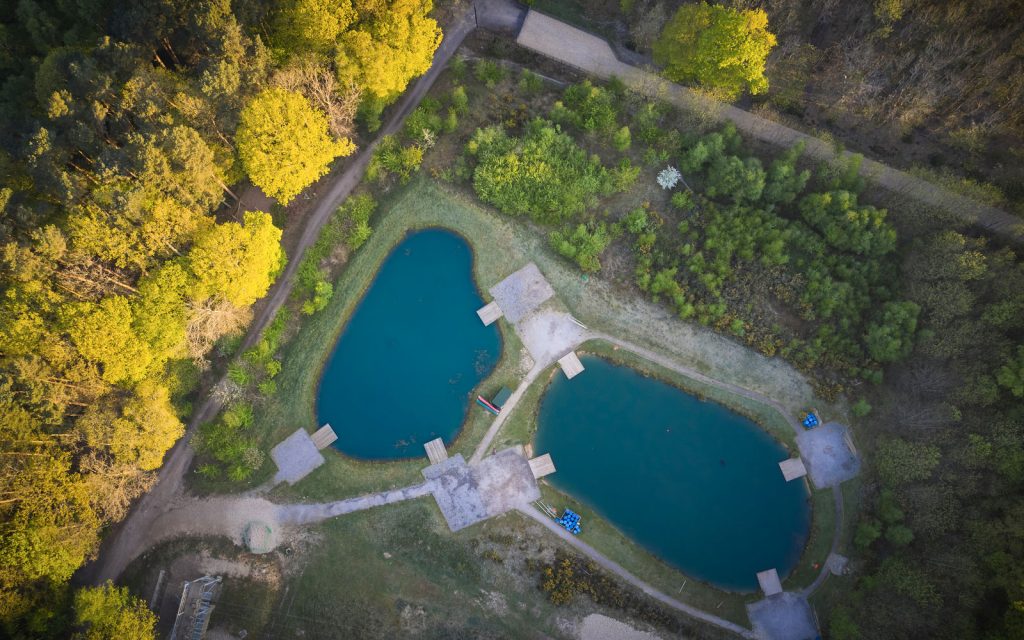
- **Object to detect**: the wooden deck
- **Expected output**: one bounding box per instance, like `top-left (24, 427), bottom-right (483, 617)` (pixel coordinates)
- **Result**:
top-left (424, 438), bottom-right (449, 465)
top-left (557, 352), bottom-right (585, 379)
top-left (528, 453), bottom-right (556, 478)
top-left (476, 301), bottom-right (503, 326)
top-left (778, 457), bottom-right (808, 482)
top-left (310, 424), bottom-right (338, 450)
top-left (756, 568), bottom-right (783, 596)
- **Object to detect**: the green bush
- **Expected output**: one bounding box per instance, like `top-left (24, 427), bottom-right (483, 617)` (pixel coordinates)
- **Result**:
top-left (474, 59), bottom-right (505, 87)
top-left (467, 119), bottom-right (622, 224)
top-left (549, 221), bottom-right (618, 273)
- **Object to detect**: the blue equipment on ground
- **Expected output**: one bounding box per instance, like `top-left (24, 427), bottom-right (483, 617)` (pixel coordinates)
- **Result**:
top-left (555, 509), bottom-right (582, 535)
top-left (802, 411), bottom-right (820, 429)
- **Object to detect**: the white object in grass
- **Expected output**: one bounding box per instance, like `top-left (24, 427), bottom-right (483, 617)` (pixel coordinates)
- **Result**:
top-left (657, 166), bottom-right (681, 190)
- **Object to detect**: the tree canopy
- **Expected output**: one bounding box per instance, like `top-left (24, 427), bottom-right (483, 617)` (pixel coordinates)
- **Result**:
top-left (236, 88), bottom-right (355, 204)
top-left (653, 2), bottom-right (776, 97)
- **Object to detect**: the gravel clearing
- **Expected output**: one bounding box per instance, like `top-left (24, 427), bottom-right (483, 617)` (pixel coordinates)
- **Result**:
top-left (578, 614), bottom-right (663, 640)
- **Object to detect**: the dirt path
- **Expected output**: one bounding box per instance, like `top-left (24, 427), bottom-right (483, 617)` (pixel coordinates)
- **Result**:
top-left (76, 5), bottom-right (479, 587)
top-left (471, 363), bottom-right (544, 464)
top-left (516, 10), bottom-right (1022, 241)
top-left (518, 506), bottom-right (757, 639)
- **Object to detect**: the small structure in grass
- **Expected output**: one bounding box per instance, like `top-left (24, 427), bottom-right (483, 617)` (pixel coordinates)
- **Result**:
top-left (424, 437), bottom-right (449, 465)
top-left (756, 568), bottom-right (783, 597)
top-left (778, 457), bottom-right (807, 482)
top-left (169, 575), bottom-right (222, 640)
top-left (557, 352), bottom-right (585, 379)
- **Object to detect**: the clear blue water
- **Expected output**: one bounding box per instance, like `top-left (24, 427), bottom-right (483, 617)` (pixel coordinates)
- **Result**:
top-left (317, 229), bottom-right (501, 459)
top-left (534, 356), bottom-right (811, 591)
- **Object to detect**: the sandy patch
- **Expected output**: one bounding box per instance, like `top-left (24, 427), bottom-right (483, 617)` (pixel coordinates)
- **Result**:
top-left (578, 614), bottom-right (663, 640)
top-left (516, 309), bottom-right (587, 368)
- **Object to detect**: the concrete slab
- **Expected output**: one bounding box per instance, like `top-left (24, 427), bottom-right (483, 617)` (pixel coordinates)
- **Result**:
top-left (778, 457), bottom-right (807, 482)
top-left (757, 569), bottom-right (783, 596)
top-left (423, 448), bottom-right (541, 532)
top-left (746, 592), bottom-right (819, 640)
top-left (488, 263), bottom-right (554, 323)
top-left (827, 553), bottom-right (849, 576)
top-left (518, 310), bottom-right (587, 368)
top-left (271, 429), bottom-right (325, 485)
top-left (796, 422), bottom-right (861, 488)
top-left (424, 438), bottom-right (448, 465)
top-left (476, 300), bottom-right (503, 326)
top-left (558, 351), bottom-right (585, 379)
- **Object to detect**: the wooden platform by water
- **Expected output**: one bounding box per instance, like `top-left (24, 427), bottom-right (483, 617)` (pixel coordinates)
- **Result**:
top-left (424, 438), bottom-right (449, 465)
top-left (557, 352), bottom-right (584, 379)
top-left (311, 424), bottom-right (338, 450)
top-left (778, 457), bottom-right (807, 482)
top-left (528, 453), bottom-right (556, 478)
top-left (756, 568), bottom-right (783, 596)
top-left (476, 301), bottom-right (503, 326)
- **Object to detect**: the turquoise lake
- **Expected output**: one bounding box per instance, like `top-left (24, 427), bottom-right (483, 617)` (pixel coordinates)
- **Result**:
top-left (534, 356), bottom-right (811, 591)
top-left (317, 229), bottom-right (501, 459)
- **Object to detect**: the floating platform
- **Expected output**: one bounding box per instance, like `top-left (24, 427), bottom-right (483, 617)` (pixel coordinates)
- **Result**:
top-left (528, 453), bottom-right (556, 478)
top-left (557, 351), bottom-right (585, 379)
top-left (476, 300), bottom-right (503, 326)
top-left (310, 424), bottom-right (338, 450)
top-left (778, 457), bottom-right (807, 482)
top-left (424, 438), bottom-right (449, 465)
top-left (756, 568), bottom-right (783, 597)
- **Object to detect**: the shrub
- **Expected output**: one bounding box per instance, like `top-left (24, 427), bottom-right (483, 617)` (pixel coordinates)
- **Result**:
top-left (468, 119), bottom-right (620, 224)
top-left (474, 59), bottom-right (505, 87)
top-left (612, 126), bottom-right (631, 152)
top-left (549, 221), bottom-right (617, 273)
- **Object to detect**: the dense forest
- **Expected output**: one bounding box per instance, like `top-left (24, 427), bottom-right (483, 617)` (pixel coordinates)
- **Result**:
top-left (0, 0), bottom-right (440, 636)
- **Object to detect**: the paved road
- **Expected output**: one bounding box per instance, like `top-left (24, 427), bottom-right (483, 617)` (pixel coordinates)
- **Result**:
top-left (516, 10), bottom-right (1022, 241)
top-left (518, 506), bottom-right (757, 638)
top-left (76, 5), bottom-right (480, 587)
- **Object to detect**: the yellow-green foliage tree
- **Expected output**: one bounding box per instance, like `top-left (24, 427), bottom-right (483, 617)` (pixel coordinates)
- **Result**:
top-left (273, 0), bottom-right (357, 54)
top-left (236, 88), bottom-right (355, 204)
top-left (653, 2), bottom-right (776, 98)
top-left (335, 0), bottom-right (442, 101)
top-left (187, 210), bottom-right (284, 307)
top-left (72, 582), bottom-right (156, 640)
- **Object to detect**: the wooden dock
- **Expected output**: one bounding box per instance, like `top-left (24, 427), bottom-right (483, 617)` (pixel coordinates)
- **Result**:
top-left (476, 301), bottom-right (503, 326)
top-left (311, 424), bottom-right (338, 450)
top-left (557, 352), bottom-right (585, 379)
top-left (778, 457), bottom-right (807, 482)
top-left (528, 453), bottom-right (556, 478)
top-left (756, 568), bottom-right (783, 596)
top-left (424, 438), bottom-right (449, 465)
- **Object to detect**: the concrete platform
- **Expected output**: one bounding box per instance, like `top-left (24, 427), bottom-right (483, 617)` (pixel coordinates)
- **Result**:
top-left (757, 568), bottom-right (783, 596)
top-left (424, 438), bottom-right (448, 465)
top-left (558, 352), bottom-right (585, 379)
top-left (796, 422), bottom-right (861, 488)
top-left (476, 300), bottom-right (503, 326)
top-left (827, 552), bottom-right (849, 576)
top-left (422, 447), bottom-right (541, 532)
top-left (271, 428), bottom-right (325, 485)
top-left (488, 263), bottom-right (554, 323)
top-left (746, 592), bottom-right (818, 640)
top-left (528, 453), bottom-right (556, 478)
top-left (778, 457), bottom-right (807, 482)
top-left (310, 424), bottom-right (337, 450)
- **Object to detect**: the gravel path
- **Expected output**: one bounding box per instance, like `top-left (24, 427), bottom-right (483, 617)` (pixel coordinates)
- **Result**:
top-left (278, 482), bottom-right (434, 526)
top-left (518, 506), bottom-right (757, 639)
top-left (471, 363), bottom-right (544, 463)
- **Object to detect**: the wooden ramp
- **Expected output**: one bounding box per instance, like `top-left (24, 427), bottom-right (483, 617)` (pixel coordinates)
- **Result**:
top-left (779, 457), bottom-right (807, 482)
top-left (311, 424), bottom-right (338, 450)
top-left (557, 352), bottom-right (584, 379)
top-left (476, 301), bottom-right (503, 326)
top-left (424, 438), bottom-right (448, 465)
top-left (756, 568), bottom-right (783, 596)
top-left (528, 453), bottom-right (556, 478)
